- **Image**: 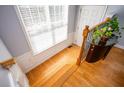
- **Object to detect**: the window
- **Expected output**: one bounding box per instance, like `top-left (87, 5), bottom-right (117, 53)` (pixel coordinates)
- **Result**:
top-left (17, 5), bottom-right (68, 54)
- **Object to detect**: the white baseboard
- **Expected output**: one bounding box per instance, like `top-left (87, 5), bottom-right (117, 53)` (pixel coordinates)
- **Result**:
top-left (15, 32), bottom-right (74, 73)
top-left (114, 44), bottom-right (124, 50)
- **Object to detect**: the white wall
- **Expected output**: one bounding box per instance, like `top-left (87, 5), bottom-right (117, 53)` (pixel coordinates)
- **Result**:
top-left (0, 38), bottom-right (12, 62)
top-left (0, 6), bottom-right (30, 57)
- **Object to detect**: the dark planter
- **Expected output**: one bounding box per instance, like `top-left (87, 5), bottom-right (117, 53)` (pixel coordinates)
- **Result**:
top-left (85, 43), bottom-right (114, 63)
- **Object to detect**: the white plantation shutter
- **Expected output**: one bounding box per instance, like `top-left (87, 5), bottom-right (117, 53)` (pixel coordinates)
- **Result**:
top-left (17, 5), bottom-right (68, 54)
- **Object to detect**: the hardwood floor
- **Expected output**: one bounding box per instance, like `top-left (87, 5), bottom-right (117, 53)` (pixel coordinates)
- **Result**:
top-left (27, 44), bottom-right (124, 87)
top-left (26, 45), bottom-right (79, 86)
top-left (63, 46), bottom-right (124, 87)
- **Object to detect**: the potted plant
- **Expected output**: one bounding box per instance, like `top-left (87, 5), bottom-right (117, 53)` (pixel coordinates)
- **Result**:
top-left (86, 15), bottom-right (123, 62)
top-left (92, 15), bottom-right (122, 46)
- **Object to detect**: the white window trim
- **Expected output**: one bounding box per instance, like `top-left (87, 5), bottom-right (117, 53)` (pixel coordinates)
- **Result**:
top-left (14, 6), bottom-right (69, 56)
top-left (14, 6), bottom-right (34, 54)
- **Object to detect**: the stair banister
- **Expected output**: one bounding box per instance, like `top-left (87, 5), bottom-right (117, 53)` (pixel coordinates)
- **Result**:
top-left (76, 17), bottom-right (111, 66)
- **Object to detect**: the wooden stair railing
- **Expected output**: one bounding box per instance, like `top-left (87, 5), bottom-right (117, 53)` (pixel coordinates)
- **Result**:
top-left (0, 58), bottom-right (15, 69)
top-left (76, 25), bottom-right (90, 65)
top-left (76, 17), bottom-right (111, 66)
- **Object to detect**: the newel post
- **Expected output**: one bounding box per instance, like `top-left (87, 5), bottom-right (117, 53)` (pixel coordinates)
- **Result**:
top-left (76, 25), bottom-right (90, 66)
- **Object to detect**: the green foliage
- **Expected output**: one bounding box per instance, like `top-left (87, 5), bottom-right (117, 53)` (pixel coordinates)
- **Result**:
top-left (105, 31), bottom-right (112, 37)
top-left (92, 16), bottom-right (121, 44)
top-left (93, 27), bottom-right (103, 43)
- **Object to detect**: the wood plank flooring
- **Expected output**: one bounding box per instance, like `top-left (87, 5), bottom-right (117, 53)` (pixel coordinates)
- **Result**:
top-left (26, 45), bottom-right (79, 86)
top-left (27, 44), bottom-right (124, 87)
